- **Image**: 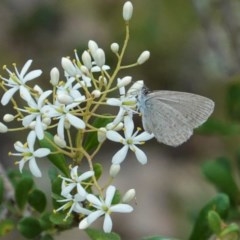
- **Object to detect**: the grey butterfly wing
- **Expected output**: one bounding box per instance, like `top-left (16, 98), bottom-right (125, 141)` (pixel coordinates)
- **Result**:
top-left (142, 91), bottom-right (214, 146)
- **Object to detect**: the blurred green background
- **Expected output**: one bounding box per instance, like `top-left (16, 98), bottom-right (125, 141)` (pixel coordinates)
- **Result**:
top-left (1, 0), bottom-right (240, 239)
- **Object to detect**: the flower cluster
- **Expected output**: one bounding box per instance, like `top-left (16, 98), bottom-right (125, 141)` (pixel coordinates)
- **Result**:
top-left (0, 1), bottom-right (152, 233)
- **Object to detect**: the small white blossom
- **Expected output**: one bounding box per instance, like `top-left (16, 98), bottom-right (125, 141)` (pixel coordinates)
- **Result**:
top-left (109, 164), bottom-right (121, 178)
top-left (82, 51), bottom-right (92, 70)
top-left (122, 189), bottom-right (136, 203)
top-left (79, 185), bottom-right (133, 233)
top-left (0, 122), bottom-right (8, 132)
top-left (91, 89), bottom-right (101, 98)
top-left (54, 134), bottom-right (67, 148)
top-left (55, 193), bottom-right (91, 220)
top-left (110, 43), bottom-right (119, 53)
top-left (137, 51), bottom-right (150, 65)
top-left (44, 101), bottom-right (85, 140)
top-left (123, 1), bottom-right (133, 21)
top-left (117, 76), bottom-right (132, 88)
top-left (97, 127), bottom-right (107, 143)
top-left (106, 115), bottom-right (154, 164)
top-left (60, 166), bottom-right (94, 197)
top-left (12, 131), bottom-right (50, 177)
top-left (1, 60), bottom-right (42, 105)
top-left (3, 114), bottom-right (14, 122)
top-left (20, 90), bottom-right (52, 139)
top-left (50, 67), bottom-right (60, 86)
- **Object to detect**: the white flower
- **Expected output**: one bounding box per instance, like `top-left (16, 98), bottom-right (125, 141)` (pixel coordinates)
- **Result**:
top-left (1, 60), bottom-right (42, 105)
top-left (20, 90), bottom-right (52, 139)
top-left (55, 193), bottom-right (91, 220)
top-left (106, 115), bottom-right (154, 164)
top-left (44, 101), bottom-right (85, 140)
top-left (0, 122), bottom-right (8, 132)
top-left (50, 67), bottom-right (60, 86)
top-left (60, 166), bottom-right (94, 197)
top-left (79, 185), bottom-right (133, 233)
top-left (12, 131), bottom-right (50, 177)
top-left (106, 78), bottom-right (136, 128)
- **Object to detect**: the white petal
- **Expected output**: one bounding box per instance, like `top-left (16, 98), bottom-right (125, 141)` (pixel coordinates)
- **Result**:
top-left (61, 183), bottom-right (75, 196)
top-left (103, 214), bottom-right (112, 233)
top-left (66, 113), bottom-right (85, 129)
top-left (35, 116), bottom-right (44, 139)
top-left (19, 60), bottom-right (32, 78)
top-left (76, 184), bottom-right (87, 197)
top-left (22, 114), bottom-right (36, 127)
top-left (1, 87), bottom-right (18, 105)
top-left (38, 90), bottom-right (52, 107)
top-left (110, 203), bottom-right (133, 213)
top-left (124, 115), bottom-right (134, 138)
top-left (112, 145), bottom-right (129, 164)
top-left (106, 130), bottom-right (123, 142)
top-left (79, 218), bottom-right (89, 230)
top-left (134, 132), bottom-right (154, 142)
top-left (23, 70), bottom-right (42, 82)
top-left (106, 98), bottom-right (121, 106)
top-left (87, 210), bottom-right (103, 225)
top-left (18, 159), bottom-right (25, 173)
top-left (29, 158), bottom-right (42, 177)
top-left (87, 194), bottom-right (102, 207)
top-left (105, 185), bottom-right (116, 207)
top-left (78, 171), bottom-right (94, 181)
top-left (134, 146), bottom-right (148, 164)
top-left (27, 131), bottom-right (36, 151)
top-left (57, 117), bottom-right (65, 139)
top-left (34, 148), bottom-right (50, 157)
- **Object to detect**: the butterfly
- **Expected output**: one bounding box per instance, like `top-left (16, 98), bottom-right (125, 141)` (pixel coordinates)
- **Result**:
top-left (137, 86), bottom-right (214, 146)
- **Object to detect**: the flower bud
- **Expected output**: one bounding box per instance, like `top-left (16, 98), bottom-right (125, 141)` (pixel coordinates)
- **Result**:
top-left (57, 93), bottom-right (73, 105)
top-left (82, 51), bottom-right (92, 69)
top-left (109, 164), bottom-right (121, 177)
top-left (88, 40), bottom-right (98, 59)
top-left (123, 1), bottom-right (133, 21)
top-left (33, 85), bottom-right (43, 95)
top-left (0, 122), bottom-right (8, 132)
top-left (137, 51), bottom-right (150, 65)
top-left (110, 43), bottom-right (119, 53)
top-left (43, 117), bottom-right (51, 126)
top-left (122, 189), bottom-right (136, 203)
top-left (94, 48), bottom-right (105, 67)
top-left (117, 76), bottom-right (132, 88)
top-left (80, 65), bottom-right (89, 75)
top-left (29, 121), bottom-right (36, 129)
top-left (61, 57), bottom-right (76, 76)
top-left (3, 114), bottom-right (14, 122)
top-left (97, 127), bottom-right (107, 143)
top-left (54, 134), bottom-right (67, 148)
top-left (50, 67), bottom-right (60, 86)
top-left (91, 89), bottom-right (101, 98)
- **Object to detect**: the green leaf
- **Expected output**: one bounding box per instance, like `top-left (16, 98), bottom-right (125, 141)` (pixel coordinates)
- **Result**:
top-left (15, 176), bottom-right (34, 210)
top-left (142, 236), bottom-right (180, 240)
top-left (189, 193), bottom-right (230, 240)
top-left (39, 132), bottom-right (69, 177)
top-left (0, 177), bottom-right (4, 204)
top-left (85, 228), bottom-right (121, 240)
top-left (28, 189), bottom-right (47, 213)
top-left (196, 118), bottom-right (240, 135)
top-left (39, 212), bottom-right (53, 231)
top-left (0, 219), bottom-right (15, 237)
top-left (83, 116), bottom-right (112, 152)
top-left (51, 176), bottom-right (62, 208)
top-left (220, 223), bottom-right (240, 239)
top-left (207, 210), bottom-right (222, 235)
top-left (18, 217), bottom-right (42, 239)
top-left (202, 157), bottom-right (240, 204)
top-left (40, 234), bottom-right (54, 240)
top-left (226, 81), bottom-right (240, 121)
top-left (93, 163), bottom-right (103, 180)
top-left (7, 169), bottom-right (31, 188)
top-left (49, 212), bottom-right (72, 227)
